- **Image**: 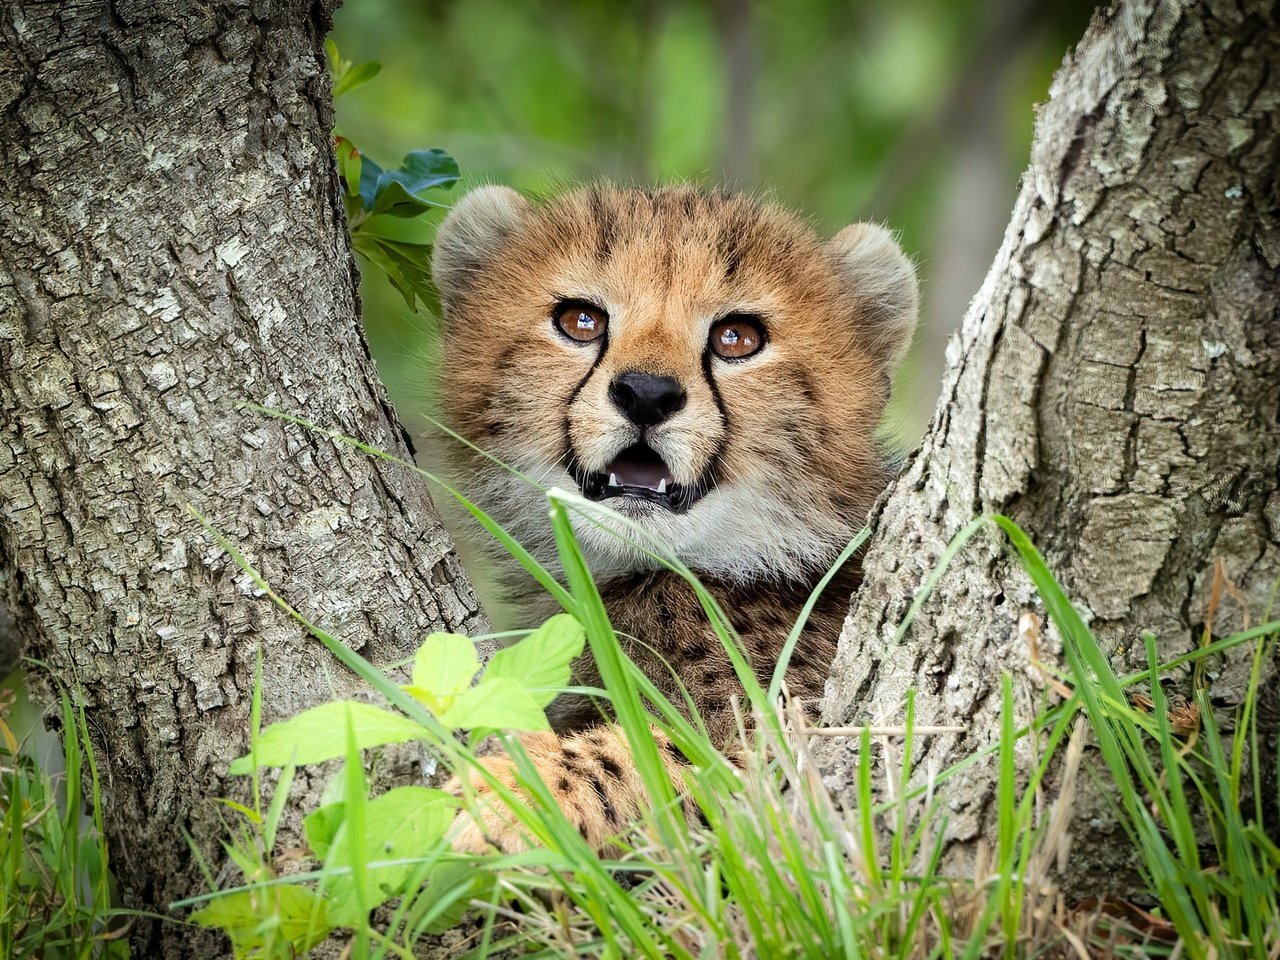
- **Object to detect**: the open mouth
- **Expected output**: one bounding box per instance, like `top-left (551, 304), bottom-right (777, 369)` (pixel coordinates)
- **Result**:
top-left (571, 443), bottom-right (702, 512)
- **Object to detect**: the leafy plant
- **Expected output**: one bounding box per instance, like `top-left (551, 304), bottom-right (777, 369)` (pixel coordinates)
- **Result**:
top-left (328, 41), bottom-right (458, 313)
top-left (183, 613), bottom-right (585, 954)
top-left (325, 40), bottom-right (382, 99)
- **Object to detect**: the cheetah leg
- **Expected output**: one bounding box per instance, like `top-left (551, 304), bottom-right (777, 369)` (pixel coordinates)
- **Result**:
top-left (447, 725), bottom-right (691, 855)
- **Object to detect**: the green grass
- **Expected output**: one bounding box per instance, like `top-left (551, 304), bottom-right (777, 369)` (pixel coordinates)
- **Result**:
top-left (167, 415), bottom-right (1280, 959)
top-left (0, 683), bottom-right (135, 959)
top-left (6, 413), bottom-right (1278, 958)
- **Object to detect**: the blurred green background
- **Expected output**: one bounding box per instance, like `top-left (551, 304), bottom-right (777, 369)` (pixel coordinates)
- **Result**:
top-left (331, 0), bottom-right (1096, 449)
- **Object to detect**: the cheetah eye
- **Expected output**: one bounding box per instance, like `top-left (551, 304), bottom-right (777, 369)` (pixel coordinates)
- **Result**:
top-left (709, 314), bottom-right (766, 360)
top-left (553, 300), bottom-right (608, 344)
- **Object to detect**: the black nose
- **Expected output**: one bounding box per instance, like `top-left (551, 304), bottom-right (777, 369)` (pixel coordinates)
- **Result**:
top-left (608, 371), bottom-right (687, 427)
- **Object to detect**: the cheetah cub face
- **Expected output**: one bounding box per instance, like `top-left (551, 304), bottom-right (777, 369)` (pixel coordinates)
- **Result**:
top-left (432, 185), bottom-right (917, 583)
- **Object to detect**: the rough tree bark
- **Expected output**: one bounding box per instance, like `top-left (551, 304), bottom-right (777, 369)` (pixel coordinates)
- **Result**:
top-left (822, 0), bottom-right (1279, 893)
top-left (2, 0), bottom-right (1275, 954)
top-left (0, 1), bottom-right (482, 954)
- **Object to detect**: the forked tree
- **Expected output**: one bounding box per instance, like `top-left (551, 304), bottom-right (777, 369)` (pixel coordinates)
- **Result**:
top-left (0, 0), bottom-right (1275, 955)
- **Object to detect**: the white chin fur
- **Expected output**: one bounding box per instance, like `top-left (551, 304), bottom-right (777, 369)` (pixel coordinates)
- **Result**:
top-left (466, 459), bottom-right (851, 584)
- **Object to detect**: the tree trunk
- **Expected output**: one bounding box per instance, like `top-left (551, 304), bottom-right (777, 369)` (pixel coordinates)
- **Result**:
top-left (0, 2), bottom-right (481, 954)
top-left (822, 0), bottom-right (1279, 894)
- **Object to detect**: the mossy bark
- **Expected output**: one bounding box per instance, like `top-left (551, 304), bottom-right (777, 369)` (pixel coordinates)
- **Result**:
top-left (823, 0), bottom-right (1280, 895)
top-left (0, 1), bottom-right (481, 954)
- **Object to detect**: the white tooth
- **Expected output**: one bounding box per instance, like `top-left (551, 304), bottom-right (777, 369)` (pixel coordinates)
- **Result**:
top-left (657, 478), bottom-right (667, 494)
top-left (609, 473), bottom-right (620, 487)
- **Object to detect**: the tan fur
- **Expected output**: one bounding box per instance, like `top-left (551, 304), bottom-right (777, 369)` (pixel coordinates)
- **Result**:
top-left (432, 184), bottom-right (917, 852)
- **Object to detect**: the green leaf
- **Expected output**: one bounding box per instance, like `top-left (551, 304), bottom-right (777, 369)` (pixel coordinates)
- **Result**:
top-left (325, 786), bottom-right (457, 926)
top-left (351, 232), bottom-right (438, 313)
top-left (351, 229), bottom-right (396, 270)
top-left (215, 797), bottom-right (261, 823)
top-left (356, 214), bottom-right (437, 244)
top-left (437, 676), bottom-right (549, 731)
top-left (369, 149), bottom-right (459, 217)
top-left (325, 37), bottom-right (381, 100)
top-left (370, 181), bottom-right (449, 218)
top-left (333, 60), bottom-right (381, 98)
top-left (304, 802), bottom-right (345, 859)
top-left (412, 632), bottom-right (480, 701)
top-left (191, 885), bottom-right (330, 955)
top-left (351, 234), bottom-right (420, 311)
top-left (485, 613), bottom-right (585, 707)
top-left (356, 153), bottom-right (386, 211)
top-left (344, 147), bottom-right (455, 310)
top-left (228, 701), bottom-right (425, 774)
top-left (376, 237), bottom-right (435, 275)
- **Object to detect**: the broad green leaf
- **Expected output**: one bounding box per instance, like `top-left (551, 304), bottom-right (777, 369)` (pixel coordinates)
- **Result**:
top-left (369, 149), bottom-right (459, 217)
top-left (356, 153), bottom-right (386, 211)
top-left (385, 272), bottom-right (421, 311)
top-left (191, 885), bottom-right (329, 955)
top-left (352, 236), bottom-right (419, 312)
top-left (351, 230), bottom-right (397, 273)
top-left (378, 241), bottom-right (437, 312)
top-left (351, 232), bottom-right (437, 313)
top-left (402, 148), bottom-right (459, 187)
top-left (304, 801), bottom-right (344, 859)
top-left (485, 613), bottom-right (585, 707)
top-left (412, 632), bottom-right (480, 701)
top-left (325, 786), bottom-right (457, 926)
top-left (333, 60), bottom-right (381, 98)
top-left (370, 181), bottom-right (450, 218)
top-left (356, 214), bottom-right (436, 243)
top-left (374, 237), bottom-right (435, 275)
top-left (228, 701), bottom-right (425, 774)
top-left (319, 768), bottom-right (346, 807)
top-left (437, 676), bottom-right (549, 731)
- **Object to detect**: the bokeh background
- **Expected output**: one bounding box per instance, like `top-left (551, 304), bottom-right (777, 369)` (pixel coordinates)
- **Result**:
top-left (331, 0), bottom-right (1096, 450)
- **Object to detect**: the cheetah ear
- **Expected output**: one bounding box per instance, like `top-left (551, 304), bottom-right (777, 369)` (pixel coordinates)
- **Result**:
top-left (432, 185), bottom-right (530, 306)
top-left (827, 223), bottom-right (919, 372)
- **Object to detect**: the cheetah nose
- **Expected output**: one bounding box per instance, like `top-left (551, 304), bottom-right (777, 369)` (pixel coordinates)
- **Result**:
top-left (608, 371), bottom-right (687, 427)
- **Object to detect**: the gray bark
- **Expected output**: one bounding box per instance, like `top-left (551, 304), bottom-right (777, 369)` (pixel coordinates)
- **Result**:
top-left (0, 1), bottom-right (481, 954)
top-left (823, 0), bottom-right (1280, 894)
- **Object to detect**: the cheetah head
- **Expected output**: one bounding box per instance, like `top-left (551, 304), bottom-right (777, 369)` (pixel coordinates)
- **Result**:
top-left (431, 184), bottom-right (917, 583)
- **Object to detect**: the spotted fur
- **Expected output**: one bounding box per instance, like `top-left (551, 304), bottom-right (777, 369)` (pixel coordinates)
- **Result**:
top-left (432, 183), bottom-right (917, 852)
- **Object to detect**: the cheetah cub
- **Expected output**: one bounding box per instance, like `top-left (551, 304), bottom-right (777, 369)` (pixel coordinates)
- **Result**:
top-left (431, 184), bottom-right (917, 852)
